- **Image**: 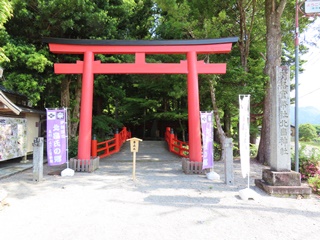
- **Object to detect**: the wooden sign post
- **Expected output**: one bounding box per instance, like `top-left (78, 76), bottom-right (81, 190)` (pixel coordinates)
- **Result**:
top-left (127, 137), bottom-right (142, 180)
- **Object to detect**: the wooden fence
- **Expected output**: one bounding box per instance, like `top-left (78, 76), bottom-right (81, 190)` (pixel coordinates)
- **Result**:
top-left (164, 127), bottom-right (189, 158)
top-left (91, 127), bottom-right (131, 158)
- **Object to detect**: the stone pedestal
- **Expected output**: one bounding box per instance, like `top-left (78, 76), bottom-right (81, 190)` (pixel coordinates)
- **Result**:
top-left (255, 169), bottom-right (311, 197)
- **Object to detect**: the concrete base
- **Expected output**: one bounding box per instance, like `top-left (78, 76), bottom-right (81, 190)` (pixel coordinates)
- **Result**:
top-left (239, 188), bottom-right (259, 201)
top-left (61, 168), bottom-right (75, 177)
top-left (255, 169), bottom-right (311, 197)
top-left (255, 179), bottom-right (311, 198)
top-left (206, 171), bottom-right (220, 181)
top-left (262, 169), bottom-right (301, 186)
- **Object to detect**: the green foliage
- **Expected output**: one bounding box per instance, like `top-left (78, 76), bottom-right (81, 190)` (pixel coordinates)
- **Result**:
top-left (314, 124), bottom-right (320, 136)
top-left (308, 175), bottom-right (320, 195)
top-left (68, 137), bottom-right (79, 158)
top-left (0, 40), bottom-right (52, 105)
top-left (92, 115), bottom-right (123, 141)
top-left (299, 124), bottom-right (318, 142)
top-left (0, 0), bottom-right (12, 29)
top-left (292, 144), bottom-right (320, 180)
top-left (0, 0), bottom-right (12, 62)
top-left (250, 144), bottom-right (258, 158)
top-left (214, 142), bottom-right (221, 160)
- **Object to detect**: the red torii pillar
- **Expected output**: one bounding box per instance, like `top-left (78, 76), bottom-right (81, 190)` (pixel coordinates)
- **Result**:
top-left (43, 37), bottom-right (238, 163)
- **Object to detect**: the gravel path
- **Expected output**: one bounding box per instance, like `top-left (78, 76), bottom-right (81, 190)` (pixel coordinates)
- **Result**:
top-left (1, 143), bottom-right (320, 240)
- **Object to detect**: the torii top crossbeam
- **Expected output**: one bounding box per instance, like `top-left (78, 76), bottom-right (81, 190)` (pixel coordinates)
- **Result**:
top-left (43, 37), bottom-right (238, 74)
top-left (43, 37), bottom-right (238, 163)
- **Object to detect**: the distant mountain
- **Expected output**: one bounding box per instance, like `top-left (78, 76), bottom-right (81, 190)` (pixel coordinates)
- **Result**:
top-left (290, 106), bottom-right (320, 125)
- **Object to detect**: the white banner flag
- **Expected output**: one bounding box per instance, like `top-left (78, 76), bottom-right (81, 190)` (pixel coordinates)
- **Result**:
top-left (239, 95), bottom-right (250, 178)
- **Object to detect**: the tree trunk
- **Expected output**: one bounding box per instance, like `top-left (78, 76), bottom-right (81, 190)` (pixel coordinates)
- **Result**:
top-left (223, 108), bottom-right (231, 137)
top-left (70, 75), bottom-right (81, 138)
top-left (237, 0), bottom-right (257, 72)
top-left (257, 0), bottom-right (286, 164)
top-left (61, 76), bottom-right (71, 140)
top-left (209, 78), bottom-right (227, 161)
top-left (61, 76), bottom-right (71, 108)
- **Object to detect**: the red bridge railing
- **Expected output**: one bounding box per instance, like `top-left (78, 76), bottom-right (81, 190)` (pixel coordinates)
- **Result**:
top-left (91, 127), bottom-right (131, 158)
top-left (165, 127), bottom-right (189, 158)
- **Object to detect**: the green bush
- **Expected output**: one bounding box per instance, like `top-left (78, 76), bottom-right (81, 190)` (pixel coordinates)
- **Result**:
top-left (68, 137), bottom-right (79, 158)
top-left (291, 145), bottom-right (320, 180)
top-left (308, 175), bottom-right (320, 195)
top-left (299, 124), bottom-right (317, 142)
top-left (214, 142), bottom-right (221, 160)
top-left (250, 144), bottom-right (258, 157)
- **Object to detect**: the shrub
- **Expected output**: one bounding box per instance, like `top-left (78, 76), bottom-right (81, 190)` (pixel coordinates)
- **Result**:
top-left (300, 161), bottom-right (320, 180)
top-left (291, 144), bottom-right (320, 177)
top-left (214, 142), bottom-right (221, 160)
top-left (308, 175), bottom-right (320, 195)
top-left (250, 144), bottom-right (258, 158)
top-left (299, 124), bottom-right (317, 142)
top-left (68, 137), bottom-right (79, 158)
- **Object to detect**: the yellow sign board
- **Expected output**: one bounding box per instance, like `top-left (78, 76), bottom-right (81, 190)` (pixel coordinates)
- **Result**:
top-left (126, 137), bottom-right (143, 181)
top-left (127, 137), bottom-right (142, 153)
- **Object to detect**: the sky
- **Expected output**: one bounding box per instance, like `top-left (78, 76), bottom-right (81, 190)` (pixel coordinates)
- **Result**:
top-left (292, 18), bottom-right (320, 111)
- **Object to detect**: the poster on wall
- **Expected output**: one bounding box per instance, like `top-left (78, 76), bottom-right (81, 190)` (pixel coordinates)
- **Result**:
top-left (0, 117), bottom-right (27, 161)
top-left (46, 108), bottom-right (67, 166)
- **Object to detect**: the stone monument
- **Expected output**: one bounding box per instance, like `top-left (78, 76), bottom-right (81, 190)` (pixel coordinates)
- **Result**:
top-left (255, 66), bottom-right (311, 197)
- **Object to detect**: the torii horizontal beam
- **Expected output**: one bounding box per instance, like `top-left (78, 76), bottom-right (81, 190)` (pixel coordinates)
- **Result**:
top-left (43, 37), bottom-right (238, 54)
top-left (54, 60), bottom-right (227, 74)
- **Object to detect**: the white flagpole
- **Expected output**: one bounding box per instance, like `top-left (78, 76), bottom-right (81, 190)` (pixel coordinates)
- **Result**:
top-left (61, 107), bottom-right (74, 177)
top-left (238, 95), bottom-right (257, 200)
top-left (65, 107), bottom-right (69, 169)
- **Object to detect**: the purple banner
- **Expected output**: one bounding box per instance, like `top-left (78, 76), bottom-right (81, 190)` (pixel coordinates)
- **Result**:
top-left (201, 112), bottom-right (214, 169)
top-left (46, 109), bottom-right (67, 166)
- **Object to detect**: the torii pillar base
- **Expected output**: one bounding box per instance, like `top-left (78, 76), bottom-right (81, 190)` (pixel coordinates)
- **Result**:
top-left (70, 156), bottom-right (100, 173)
top-left (182, 159), bottom-right (205, 174)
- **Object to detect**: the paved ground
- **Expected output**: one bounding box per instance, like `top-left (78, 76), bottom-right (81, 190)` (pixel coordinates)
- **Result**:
top-left (1, 141), bottom-right (320, 240)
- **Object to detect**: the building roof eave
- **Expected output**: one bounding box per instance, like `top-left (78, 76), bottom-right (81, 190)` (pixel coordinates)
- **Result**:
top-left (0, 90), bottom-right (22, 115)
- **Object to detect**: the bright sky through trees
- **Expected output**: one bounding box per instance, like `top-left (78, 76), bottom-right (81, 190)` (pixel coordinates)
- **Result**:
top-left (293, 18), bottom-right (320, 110)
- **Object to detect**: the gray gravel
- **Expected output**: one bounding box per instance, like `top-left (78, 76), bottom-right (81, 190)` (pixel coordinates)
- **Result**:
top-left (1, 142), bottom-right (320, 240)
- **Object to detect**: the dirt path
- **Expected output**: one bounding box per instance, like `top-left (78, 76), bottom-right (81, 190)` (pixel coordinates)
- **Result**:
top-left (1, 156), bottom-right (320, 240)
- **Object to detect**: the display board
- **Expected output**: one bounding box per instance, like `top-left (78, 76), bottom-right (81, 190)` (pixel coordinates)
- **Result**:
top-left (0, 117), bottom-right (27, 161)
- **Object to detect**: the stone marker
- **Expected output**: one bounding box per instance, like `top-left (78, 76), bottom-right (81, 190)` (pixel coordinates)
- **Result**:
top-left (270, 66), bottom-right (291, 171)
top-left (224, 138), bottom-right (234, 185)
top-left (33, 137), bottom-right (44, 182)
top-left (255, 66), bottom-right (311, 197)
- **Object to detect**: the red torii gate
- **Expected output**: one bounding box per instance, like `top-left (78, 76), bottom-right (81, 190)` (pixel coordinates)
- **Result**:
top-left (43, 37), bottom-right (238, 163)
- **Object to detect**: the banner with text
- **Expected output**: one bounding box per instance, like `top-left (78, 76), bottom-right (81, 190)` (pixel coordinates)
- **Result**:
top-left (46, 109), bottom-right (67, 166)
top-left (201, 111), bottom-right (214, 169)
top-left (239, 95), bottom-right (250, 178)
